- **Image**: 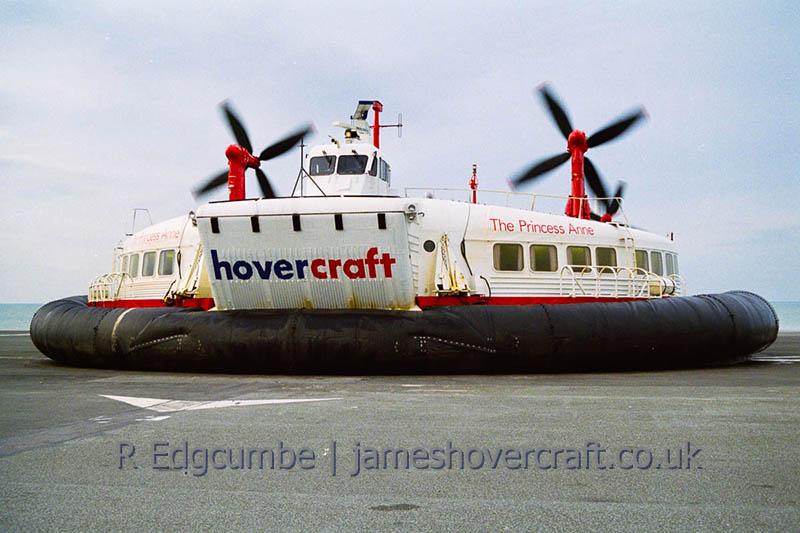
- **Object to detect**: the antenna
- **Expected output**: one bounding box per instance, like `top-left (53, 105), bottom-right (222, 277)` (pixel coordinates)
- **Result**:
top-left (290, 137), bottom-right (326, 197)
top-left (127, 208), bottom-right (153, 236)
top-left (378, 112), bottom-right (403, 139)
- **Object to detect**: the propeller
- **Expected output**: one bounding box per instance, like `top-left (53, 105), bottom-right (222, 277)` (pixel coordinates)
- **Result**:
top-left (221, 102), bottom-right (253, 154)
top-left (587, 109), bottom-right (647, 148)
top-left (511, 84), bottom-right (646, 211)
top-left (194, 102), bottom-right (313, 199)
top-left (585, 158), bottom-right (626, 220)
top-left (539, 84), bottom-right (573, 139)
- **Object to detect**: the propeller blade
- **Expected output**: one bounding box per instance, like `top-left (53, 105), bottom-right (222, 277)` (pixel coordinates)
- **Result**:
top-left (583, 157), bottom-right (610, 205)
top-left (512, 152), bottom-right (570, 186)
top-left (607, 181), bottom-right (627, 215)
top-left (586, 108), bottom-right (646, 148)
top-left (221, 102), bottom-right (253, 154)
top-left (259, 125), bottom-right (314, 161)
top-left (193, 169), bottom-right (229, 197)
top-left (538, 84), bottom-right (573, 139)
top-left (255, 167), bottom-right (276, 199)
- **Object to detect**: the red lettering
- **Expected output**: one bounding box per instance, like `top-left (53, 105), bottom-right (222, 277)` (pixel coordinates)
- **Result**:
top-left (567, 224), bottom-right (593, 235)
top-left (494, 219), bottom-right (514, 232)
top-left (379, 253), bottom-right (396, 278)
top-left (343, 259), bottom-right (366, 279)
top-left (365, 247), bottom-right (380, 278)
top-left (311, 258), bottom-right (327, 279)
top-left (328, 259), bottom-right (342, 279)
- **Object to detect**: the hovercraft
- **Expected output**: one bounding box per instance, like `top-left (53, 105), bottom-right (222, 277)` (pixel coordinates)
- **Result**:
top-left (31, 91), bottom-right (779, 373)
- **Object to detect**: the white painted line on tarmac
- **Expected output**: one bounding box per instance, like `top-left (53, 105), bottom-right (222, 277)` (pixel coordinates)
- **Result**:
top-left (404, 389), bottom-right (470, 393)
top-left (751, 356), bottom-right (800, 363)
top-left (512, 394), bottom-right (798, 401)
top-left (101, 395), bottom-right (341, 413)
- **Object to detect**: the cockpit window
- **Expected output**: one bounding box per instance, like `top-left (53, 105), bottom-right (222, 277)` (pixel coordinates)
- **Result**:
top-left (379, 159), bottom-right (391, 185)
top-left (309, 156), bottom-right (335, 176)
top-left (337, 155), bottom-right (368, 175)
top-left (369, 156), bottom-right (377, 176)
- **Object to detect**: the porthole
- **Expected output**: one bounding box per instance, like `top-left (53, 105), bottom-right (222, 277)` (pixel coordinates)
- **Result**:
top-left (423, 240), bottom-right (436, 253)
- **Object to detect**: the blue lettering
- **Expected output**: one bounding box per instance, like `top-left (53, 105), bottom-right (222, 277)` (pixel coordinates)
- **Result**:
top-left (211, 250), bottom-right (232, 280)
top-left (295, 259), bottom-right (309, 280)
top-left (212, 249), bottom-right (397, 282)
top-left (233, 261), bottom-right (253, 280)
top-left (274, 259), bottom-right (293, 280)
top-left (252, 261), bottom-right (273, 279)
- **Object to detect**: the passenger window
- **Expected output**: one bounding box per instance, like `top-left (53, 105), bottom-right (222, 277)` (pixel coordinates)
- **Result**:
top-left (596, 247), bottom-right (617, 267)
top-left (142, 252), bottom-right (156, 277)
top-left (121, 255), bottom-right (128, 274)
top-left (635, 250), bottom-right (649, 271)
top-left (567, 246), bottom-right (591, 272)
top-left (128, 254), bottom-right (140, 278)
top-left (530, 245), bottom-right (557, 272)
top-left (493, 243), bottom-right (523, 271)
top-left (672, 254), bottom-right (679, 275)
top-left (650, 251), bottom-right (664, 276)
top-left (369, 157), bottom-right (377, 177)
top-left (665, 253), bottom-right (675, 276)
top-left (158, 249), bottom-right (175, 276)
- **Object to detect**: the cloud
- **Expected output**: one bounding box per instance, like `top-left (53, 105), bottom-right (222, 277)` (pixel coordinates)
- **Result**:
top-left (1, 1), bottom-right (799, 302)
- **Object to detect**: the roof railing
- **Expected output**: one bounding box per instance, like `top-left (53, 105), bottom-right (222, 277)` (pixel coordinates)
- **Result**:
top-left (404, 187), bottom-right (629, 226)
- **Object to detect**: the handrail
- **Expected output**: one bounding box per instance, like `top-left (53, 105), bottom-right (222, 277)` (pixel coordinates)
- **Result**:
top-left (88, 272), bottom-right (133, 302)
top-left (668, 274), bottom-right (687, 296)
top-left (595, 266), bottom-right (618, 297)
top-left (559, 265), bottom-right (595, 296)
top-left (558, 264), bottom-right (675, 299)
top-left (404, 187), bottom-right (629, 224)
top-left (405, 187), bottom-right (623, 204)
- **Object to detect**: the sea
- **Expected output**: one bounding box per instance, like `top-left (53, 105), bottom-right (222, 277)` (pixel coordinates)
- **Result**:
top-left (1, 301), bottom-right (800, 333)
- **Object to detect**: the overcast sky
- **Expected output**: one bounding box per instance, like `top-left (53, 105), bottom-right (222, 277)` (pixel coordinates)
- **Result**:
top-left (1, 1), bottom-right (798, 302)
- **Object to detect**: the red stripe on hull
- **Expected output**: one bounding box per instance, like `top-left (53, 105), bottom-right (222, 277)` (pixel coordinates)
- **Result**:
top-left (88, 298), bottom-right (216, 311)
top-left (416, 295), bottom-right (647, 308)
top-left (88, 295), bottom-right (653, 311)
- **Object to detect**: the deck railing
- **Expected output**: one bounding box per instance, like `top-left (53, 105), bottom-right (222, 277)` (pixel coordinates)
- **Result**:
top-left (88, 272), bottom-right (133, 303)
top-left (557, 265), bottom-right (685, 299)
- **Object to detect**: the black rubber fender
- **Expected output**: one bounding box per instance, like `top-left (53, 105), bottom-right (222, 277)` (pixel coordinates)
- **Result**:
top-left (30, 292), bottom-right (779, 373)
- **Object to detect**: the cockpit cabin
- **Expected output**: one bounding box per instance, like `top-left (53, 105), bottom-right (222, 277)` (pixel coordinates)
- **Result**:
top-left (300, 99), bottom-right (396, 197)
top-left (304, 142), bottom-right (395, 197)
